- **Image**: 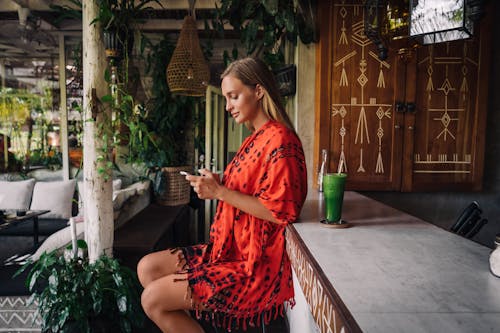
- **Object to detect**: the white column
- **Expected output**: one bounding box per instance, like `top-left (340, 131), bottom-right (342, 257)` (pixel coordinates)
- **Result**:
top-left (59, 34), bottom-right (70, 181)
top-left (82, 0), bottom-right (114, 261)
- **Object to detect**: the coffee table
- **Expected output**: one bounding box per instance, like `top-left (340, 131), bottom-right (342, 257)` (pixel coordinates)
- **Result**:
top-left (0, 210), bottom-right (50, 247)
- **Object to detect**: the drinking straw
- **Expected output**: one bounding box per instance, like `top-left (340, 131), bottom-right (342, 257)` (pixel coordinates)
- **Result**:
top-left (337, 158), bottom-right (344, 174)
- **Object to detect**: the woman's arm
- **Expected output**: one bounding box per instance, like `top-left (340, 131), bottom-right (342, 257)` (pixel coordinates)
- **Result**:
top-left (185, 169), bottom-right (279, 224)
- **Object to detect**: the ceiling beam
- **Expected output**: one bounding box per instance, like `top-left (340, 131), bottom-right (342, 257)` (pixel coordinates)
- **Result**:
top-left (7, 0), bottom-right (58, 30)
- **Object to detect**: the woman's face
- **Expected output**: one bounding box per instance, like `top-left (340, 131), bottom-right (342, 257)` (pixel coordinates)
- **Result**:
top-left (221, 75), bottom-right (264, 127)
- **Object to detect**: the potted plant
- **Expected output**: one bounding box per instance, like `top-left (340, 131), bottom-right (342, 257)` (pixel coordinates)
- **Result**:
top-left (137, 35), bottom-right (197, 205)
top-left (49, 0), bottom-right (162, 178)
top-left (213, 0), bottom-right (318, 69)
top-left (16, 240), bottom-right (144, 333)
top-left (51, 0), bottom-right (161, 62)
top-left (211, 0), bottom-right (318, 98)
top-left (92, 0), bottom-right (162, 61)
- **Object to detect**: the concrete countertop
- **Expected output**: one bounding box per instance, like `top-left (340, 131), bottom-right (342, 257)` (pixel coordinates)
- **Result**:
top-left (291, 191), bottom-right (500, 332)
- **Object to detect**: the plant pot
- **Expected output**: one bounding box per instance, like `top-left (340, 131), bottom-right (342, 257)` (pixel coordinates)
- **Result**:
top-left (103, 29), bottom-right (134, 61)
top-left (154, 166), bottom-right (191, 206)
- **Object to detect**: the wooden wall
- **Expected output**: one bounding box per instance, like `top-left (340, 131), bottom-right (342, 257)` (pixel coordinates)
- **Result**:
top-left (363, 2), bottom-right (500, 248)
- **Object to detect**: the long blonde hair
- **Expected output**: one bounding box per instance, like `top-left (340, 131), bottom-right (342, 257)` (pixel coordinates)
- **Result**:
top-left (221, 57), bottom-right (295, 132)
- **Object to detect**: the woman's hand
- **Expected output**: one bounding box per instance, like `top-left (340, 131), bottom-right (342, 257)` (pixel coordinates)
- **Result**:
top-left (185, 168), bottom-right (223, 200)
top-left (186, 169), bottom-right (279, 224)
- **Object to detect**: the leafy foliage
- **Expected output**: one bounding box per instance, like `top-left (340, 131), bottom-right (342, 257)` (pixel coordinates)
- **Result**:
top-left (16, 240), bottom-right (144, 333)
top-left (0, 87), bottom-right (59, 169)
top-left (51, 0), bottom-right (161, 31)
top-left (28, 148), bottom-right (63, 170)
top-left (92, 0), bottom-right (161, 31)
top-left (212, 0), bottom-right (317, 69)
top-left (140, 35), bottom-right (197, 168)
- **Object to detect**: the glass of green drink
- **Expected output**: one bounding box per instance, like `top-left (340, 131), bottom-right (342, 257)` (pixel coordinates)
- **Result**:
top-left (322, 173), bottom-right (347, 223)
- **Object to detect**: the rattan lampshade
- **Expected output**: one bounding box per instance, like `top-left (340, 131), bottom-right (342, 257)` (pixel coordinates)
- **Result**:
top-left (167, 15), bottom-right (210, 96)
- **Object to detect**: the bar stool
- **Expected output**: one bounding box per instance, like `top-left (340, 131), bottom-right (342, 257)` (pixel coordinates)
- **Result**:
top-left (450, 201), bottom-right (488, 239)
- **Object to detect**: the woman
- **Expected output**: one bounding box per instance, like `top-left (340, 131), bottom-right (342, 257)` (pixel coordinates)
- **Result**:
top-left (137, 57), bottom-right (307, 332)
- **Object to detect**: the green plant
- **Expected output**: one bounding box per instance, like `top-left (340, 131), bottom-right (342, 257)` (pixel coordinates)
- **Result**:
top-left (93, 0), bottom-right (162, 67)
top-left (105, 76), bottom-right (156, 170)
top-left (139, 35), bottom-right (197, 168)
top-left (0, 87), bottom-right (59, 169)
top-left (51, 0), bottom-right (161, 39)
top-left (28, 148), bottom-right (63, 170)
top-left (92, 0), bottom-right (161, 31)
top-left (16, 240), bottom-right (144, 333)
top-left (213, 0), bottom-right (318, 69)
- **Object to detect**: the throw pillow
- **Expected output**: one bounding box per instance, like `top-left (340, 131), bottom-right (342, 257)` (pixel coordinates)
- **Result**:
top-left (112, 186), bottom-right (137, 211)
top-left (112, 178), bottom-right (122, 191)
top-left (0, 179), bottom-right (36, 210)
top-left (77, 179), bottom-right (123, 216)
top-left (30, 180), bottom-right (76, 219)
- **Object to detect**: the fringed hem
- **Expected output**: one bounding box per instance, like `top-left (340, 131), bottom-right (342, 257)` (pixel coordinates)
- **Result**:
top-left (169, 247), bottom-right (206, 311)
top-left (192, 298), bottom-right (295, 332)
top-left (170, 247), bottom-right (189, 272)
top-left (173, 246), bottom-right (295, 331)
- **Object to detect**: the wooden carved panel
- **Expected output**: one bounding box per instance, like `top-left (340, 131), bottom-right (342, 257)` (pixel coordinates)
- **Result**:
top-left (329, 0), bottom-right (403, 190)
top-left (315, 0), bottom-right (491, 192)
top-left (403, 34), bottom-right (490, 191)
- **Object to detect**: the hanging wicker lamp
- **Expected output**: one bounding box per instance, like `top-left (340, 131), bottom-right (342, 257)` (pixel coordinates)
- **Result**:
top-left (167, 3), bottom-right (210, 97)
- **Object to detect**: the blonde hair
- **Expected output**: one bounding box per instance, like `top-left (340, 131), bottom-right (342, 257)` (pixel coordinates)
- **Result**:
top-left (221, 57), bottom-right (295, 132)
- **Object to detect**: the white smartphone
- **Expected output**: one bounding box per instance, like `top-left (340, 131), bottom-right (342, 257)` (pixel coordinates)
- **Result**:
top-left (179, 171), bottom-right (190, 176)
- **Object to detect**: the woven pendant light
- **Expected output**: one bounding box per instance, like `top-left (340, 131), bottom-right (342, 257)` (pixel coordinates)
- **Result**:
top-left (167, 0), bottom-right (210, 96)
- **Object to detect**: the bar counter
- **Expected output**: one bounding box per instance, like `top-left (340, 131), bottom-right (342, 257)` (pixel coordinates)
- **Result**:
top-left (286, 191), bottom-right (500, 333)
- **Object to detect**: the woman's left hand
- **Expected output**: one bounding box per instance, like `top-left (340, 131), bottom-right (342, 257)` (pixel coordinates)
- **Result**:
top-left (185, 168), bottom-right (223, 200)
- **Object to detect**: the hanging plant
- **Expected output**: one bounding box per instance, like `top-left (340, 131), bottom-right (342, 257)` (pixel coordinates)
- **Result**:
top-left (212, 0), bottom-right (318, 69)
top-left (141, 35), bottom-right (196, 168)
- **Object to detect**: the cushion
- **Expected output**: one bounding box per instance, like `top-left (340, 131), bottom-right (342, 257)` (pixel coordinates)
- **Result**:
top-left (112, 178), bottom-right (123, 191)
top-left (0, 173), bottom-right (24, 181)
top-left (0, 179), bottom-right (36, 210)
top-left (127, 180), bottom-right (150, 195)
top-left (77, 179), bottom-right (123, 216)
top-left (27, 169), bottom-right (64, 181)
top-left (112, 186), bottom-right (137, 211)
top-left (30, 180), bottom-right (76, 219)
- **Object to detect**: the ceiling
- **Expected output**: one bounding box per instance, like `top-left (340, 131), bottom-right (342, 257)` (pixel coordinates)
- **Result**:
top-left (0, 0), bottom-right (228, 89)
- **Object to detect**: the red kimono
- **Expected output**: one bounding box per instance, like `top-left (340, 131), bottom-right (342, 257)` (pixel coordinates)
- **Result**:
top-left (181, 120), bottom-right (307, 330)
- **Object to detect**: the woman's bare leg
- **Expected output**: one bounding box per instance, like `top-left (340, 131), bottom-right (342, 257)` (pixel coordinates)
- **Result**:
top-left (141, 273), bottom-right (204, 333)
top-left (137, 249), bottom-right (185, 287)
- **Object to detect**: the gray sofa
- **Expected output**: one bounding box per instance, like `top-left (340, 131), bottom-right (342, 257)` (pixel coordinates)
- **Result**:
top-left (0, 167), bottom-right (152, 263)
top-left (0, 167), bottom-right (152, 331)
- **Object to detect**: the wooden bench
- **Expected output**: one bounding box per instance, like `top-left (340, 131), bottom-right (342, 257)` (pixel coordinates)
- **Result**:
top-left (113, 203), bottom-right (191, 269)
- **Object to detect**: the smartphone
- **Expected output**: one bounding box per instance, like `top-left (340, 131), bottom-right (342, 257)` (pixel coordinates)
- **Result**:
top-left (179, 171), bottom-right (190, 176)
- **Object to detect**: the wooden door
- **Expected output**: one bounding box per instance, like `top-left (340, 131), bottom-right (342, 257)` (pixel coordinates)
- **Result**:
top-left (401, 29), bottom-right (491, 191)
top-left (315, 0), bottom-right (491, 192)
top-left (318, 1), bottom-right (404, 190)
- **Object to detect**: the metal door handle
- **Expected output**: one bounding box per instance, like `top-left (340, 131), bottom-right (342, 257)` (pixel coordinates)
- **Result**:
top-left (408, 126), bottom-right (414, 130)
top-left (406, 103), bottom-right (416, 113)
top-left (394, 125), bottom-right (401, 129)
top-left (395, 102), bottom-right (406, 113)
